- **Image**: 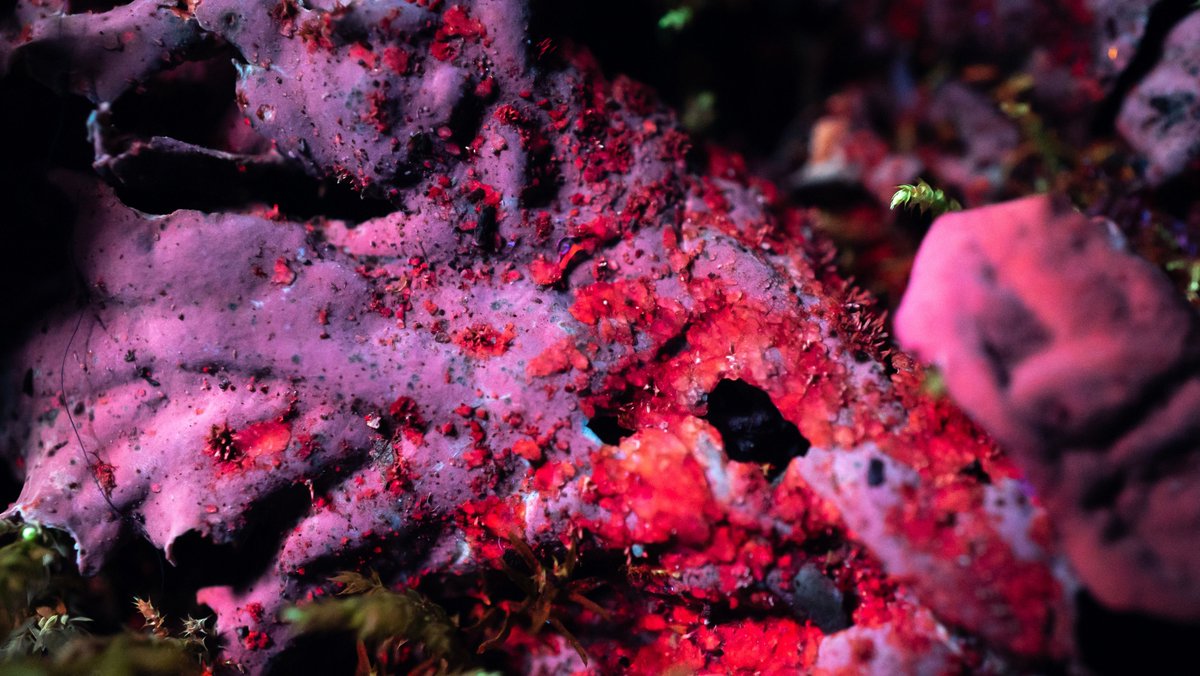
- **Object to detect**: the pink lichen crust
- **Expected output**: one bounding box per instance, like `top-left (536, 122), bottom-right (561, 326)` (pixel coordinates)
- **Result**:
top-left (897, 194), bottom-right (1200, 620)
top-left (3, 0), bottom-right (1076, 671)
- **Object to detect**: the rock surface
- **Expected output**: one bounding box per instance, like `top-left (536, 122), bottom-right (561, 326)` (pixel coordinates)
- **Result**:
top-left (897, 194), bottom-right (1200, 620)
top-left (1118, 12), bottom-right (1200, 185)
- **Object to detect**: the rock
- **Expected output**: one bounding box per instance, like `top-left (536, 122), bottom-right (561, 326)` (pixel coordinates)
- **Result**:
top-left (897, 194), bottom-right (1200, 620)
top-left (791, 565), bottom-right (850, 633)
top-left (1117, 13), bottom-right (1200, 185)
top-left (1088, 0), bottom-right (1156, 80)
top-left (2, 0), bottom-right (204, 102)
top-left (812, 603), bottom-right (960, 676)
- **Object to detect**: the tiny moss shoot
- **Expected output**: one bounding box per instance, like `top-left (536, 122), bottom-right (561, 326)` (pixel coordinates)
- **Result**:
top-left (890, 179), bottom-right (963, 217)
top-left (658, 6), bottom-right (694, 31)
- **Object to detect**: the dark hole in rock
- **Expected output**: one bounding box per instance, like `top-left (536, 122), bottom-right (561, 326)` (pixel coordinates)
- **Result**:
top-left (108, 151), bottom-right (397, 223)
top-left (866, 458), bottom-right (886, 487)
top-left (704, 379), bottom-right (810, 481)
top-left (1076, 590), bottom-right (1200, 675)
top-left (958, 458), bottom-right (991, 484)
top-left (109, 54), bottom-right (247, 152)
top-left (655, 327), bottom-right (691, 360)
top-left (474, 205), bottom-right (499, 253)
top-left (587, 414), bottom-right (634, 446)
top-left (448, 79), bottom-right (488, 148)
top-left (168, 482), bottom-right (312, 591)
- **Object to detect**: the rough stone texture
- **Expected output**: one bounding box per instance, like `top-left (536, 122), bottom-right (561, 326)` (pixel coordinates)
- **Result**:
top-left (0, 0), bottom-right (204, 102)
top-left (1118, 12), bottom-right (1200, 185)
top-left (2, 0), bottom-right (1076, 672)
top-left (1088, 0), bottom-right (1156, 80)
top-left (810, 605), bottom-right (960, 676)
top-left (897, 194), bottom-right (1200, 620)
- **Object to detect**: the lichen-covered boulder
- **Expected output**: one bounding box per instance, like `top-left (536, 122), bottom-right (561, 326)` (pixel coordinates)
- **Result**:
top-left (1117, 13), bottom-right (1200, 185)
top-left (897, 194), bottom-right (1200, 620)
top-left (1087, 0), bottom-right (1156, 80)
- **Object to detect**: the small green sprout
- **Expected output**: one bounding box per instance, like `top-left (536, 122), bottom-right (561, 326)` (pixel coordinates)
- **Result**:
top-left (890, 179), bottom-right (963, 217)
top-left (921, 367), bottom-right (947, 399)
top-left (658, 6), bottom-right (693, 31)
top-left (2, 599), bottom-right (93, 658)
top-left (1166, 259), bottom-right (1200, 303)
top-left (682, 90), bottom-right (717, 133)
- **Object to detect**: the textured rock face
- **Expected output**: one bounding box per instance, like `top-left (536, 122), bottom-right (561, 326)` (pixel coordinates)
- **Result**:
top-left (3, 0), bottom-right (1076, 672)
top-left (0, 0), bottom-right (203, 102)
top-left (1088, 0), bottom-right (1156, 80)
top-left (897, 195), bottom-right (1200, 620)
top-left (1118, 12), bottom-right (1200, 185)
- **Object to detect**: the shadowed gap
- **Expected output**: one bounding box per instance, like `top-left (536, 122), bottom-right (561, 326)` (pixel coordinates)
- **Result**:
top-left (703, 379), bottom-right (810, 481)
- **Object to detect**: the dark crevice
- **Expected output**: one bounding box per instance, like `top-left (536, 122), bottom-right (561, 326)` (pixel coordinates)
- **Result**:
top-left (107, 155), bottom-right (398, 223)
top-left (167, 482), bottom-right (313, 592)
top-left (292, 516), bottom-right (448, 586)
top-left (448, 81), bottom-right (489, 149)
top-left (1148, 170), bottom-right (1200, 219)
top-left (703, 379), bottom-right (809, 481)
top-left (654, 324), bottom-right (691, 360)
top-left (108, 52), bottom-right (245, 152)
top-left (980, 338), bottom-right (1013, 389)
top-left (866, 458), bottom-right (886, 487)
top-left (958, 458), bottom-right (992, 485)
top-left (1045, 347), bottom-right (1200, 450)
top-left (586, 414), bottom-right (634, 446)
top-left (1136, 428), bottom-right (1200, 485)
top-left (1080, 471), bottom-right (1127, 511)
top-left (1092, 1), bottom-right (1200, 135)
top-left (1076, 590), bottom-right (1200, 675)
top-left (66, 0), bottom-right (134, 13)
top-left (517, 125), bottom-right (561, 208)
top-left (89, 46), bottom-right (397, 221)
top-left (393, 132), bottom-right (438, 189)
top-left (473, 205), bottom-right (499, 253)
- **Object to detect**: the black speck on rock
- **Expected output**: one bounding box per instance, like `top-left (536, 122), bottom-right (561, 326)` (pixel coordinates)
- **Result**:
top-left (867, 458), bottom-right (886, 487)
